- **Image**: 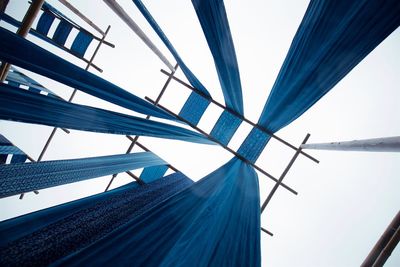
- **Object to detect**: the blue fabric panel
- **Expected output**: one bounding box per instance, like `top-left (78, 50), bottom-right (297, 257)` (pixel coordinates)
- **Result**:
top-left (9, 154), bottom-right (27, 164)
top-left (140, 165), bottom-right (169, 183)
top-left (6, 80), bottom-right (19, 87)
top-left (0, 146), bottom-right (24, 154)
top-left (0, 151), bottom-right (165, 198)
top-left (258, 0), bottom-right (400, 134)
top-left (36, 11), bottom-right (55, 35)
top-left (7, 67), bottom-right (59, 97)
top-left (210, 110), bottom-right (242, 146)
top-left (50, 158), bottom-right (260, 267)
top-left (70, 31), bottom-right (93, 57)
top-left (178, 92), bottom-right (210, 125)
top-left (0, 27), bottom-right (175, 120)
top-left (52, 20), bottom-right (73, 46)
top-left (0, 172), bottom-right (193, 266)
top-left (237, 127), bottom-right (271, 163)
top-left (192, 0), bottom-right (244, 115)
top-left (0, 84), bottom-right (213, 145)
top-left (132, 0), bottom-right (211, 97)
top-left (0, 134), bottom-right (28, 165)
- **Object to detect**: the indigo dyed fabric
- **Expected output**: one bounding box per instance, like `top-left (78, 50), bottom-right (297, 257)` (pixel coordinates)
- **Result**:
top-left (258, 0), bottom-right (400, 133)
top-left (192, 0), bottom-right (244, 115)
top-left (210, 110), bottom-right (242, 146)
top-left (0, 134), bottom-right (27, 164)
top-left (52, 20), bottom-right (73, 46)
top-left (0, 27), bottom-right (174, 120)
top-left (178, 92), bottom-right (210, 126)
top-left (237, 127), bottom-right (270, 163)
top-left (0, 151), bottom-right (165, 198)
top-left (0, 84), bottom-right (214, 145)
top-left (132, 0), bottom-right (211, 96)
top-left (36, 11), bottom-right (55, 35)
top-left (0, 172), bottom-right (193, 266)
top-left (52, 158), bottom-right (261, 267)
top-left (70, 31), bottom-right (93, 57)
top-left (6, 67), bottom-right (59, 98)
top-left (140, 165), bottom-right (169, 183)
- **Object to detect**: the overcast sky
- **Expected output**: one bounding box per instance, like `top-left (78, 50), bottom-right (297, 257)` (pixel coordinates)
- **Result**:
top-left (0, 1), bottom-right (399, 266)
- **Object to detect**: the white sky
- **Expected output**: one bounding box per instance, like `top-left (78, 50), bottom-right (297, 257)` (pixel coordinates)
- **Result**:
top-left (0, 1), bottom-right (399, 266)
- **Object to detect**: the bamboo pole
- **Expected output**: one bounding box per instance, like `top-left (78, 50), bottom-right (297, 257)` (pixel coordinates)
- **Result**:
top-left (0, 0), bottom-right (45, 81)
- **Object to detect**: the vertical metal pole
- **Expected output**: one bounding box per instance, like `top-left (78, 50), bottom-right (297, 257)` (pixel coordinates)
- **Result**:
top-left (0, 0), bottom-right (45, 81)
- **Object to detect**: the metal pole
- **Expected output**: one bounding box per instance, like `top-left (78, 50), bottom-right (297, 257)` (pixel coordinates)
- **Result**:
top-left (0, 0), bottom-right (45, 81)
top-left (58, 0), bottom-right (105, 36)
top-left (261, 134), bottom-right (310, 213)
top-left (361, 211), bottom-right (400, 267)
top-left (301, 136), bottom-right (400, 153)
top-left (104, 64), bottom-right (179, 191)
top-left (160, 69), bottom-right (319, 164)
top-left (145, 96), bottom-right (298, 195)
top-left (261, 227), bottom-right (274, 237)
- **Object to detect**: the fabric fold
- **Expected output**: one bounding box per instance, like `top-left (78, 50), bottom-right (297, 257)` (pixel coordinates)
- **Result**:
top-left (0, 84), bottom-right (214, 145)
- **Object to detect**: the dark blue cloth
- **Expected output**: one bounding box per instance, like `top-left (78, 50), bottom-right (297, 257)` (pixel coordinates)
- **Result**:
top-left (52, 20), bottom-right (73, 46)
top-left (0, 27), bottom-right (174, 120)
top-left (51, 158), bottom-right (260, 267)
top-left (192, 0), bottom-right (244, 115)
top-left (132, 0), bottom-right (211, 97)
top-left (36, 11), bottom-right (55, 35)
top-left (0, 151), bottom-right (166, 198)
top-left (178, 92), bottom-right (210, 125)
top-left (0, 172), bottom-right (193, 266)
top-left (210, 110), bottom-right (242, 146)
top-left (258, 0), bottom-right (400, 133)
top-left (71, 31), bottom-right (93, 57)
top-left (0, 84), bottom-right (214, 145)
top-left (0, 134), bottom-right (27, 164)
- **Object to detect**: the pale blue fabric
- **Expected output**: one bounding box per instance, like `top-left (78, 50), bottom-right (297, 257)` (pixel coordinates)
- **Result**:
top-left (0, 151), bottom-right (165, 198)
top-left (140, 165), bottom-right (169, 183)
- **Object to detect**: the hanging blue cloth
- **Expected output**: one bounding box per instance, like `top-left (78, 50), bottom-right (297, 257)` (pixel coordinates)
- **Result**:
top-left (50, 158), bottom-right (260, 267)
top-left (0, 84), bottom-right (214, 145)
top-left (0, 27), bottom-right (174, 120)
top-left (0, 151), bottom-right (166, 198)
top-left (0, 172), bottom-right (193, 266)
top-left (236, 0), bottom-right (400, 163)
top-left (191, 0), bottom-right (244, 115)
top-left (258, 0), bottom-right (400, 133)
top-left (0, 134), bottom-right (27, 164)
top-left (132, 0), bottom-right (210, 97)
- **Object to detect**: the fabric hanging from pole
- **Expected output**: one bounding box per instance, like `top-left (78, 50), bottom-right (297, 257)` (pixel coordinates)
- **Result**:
top-left (50, 158), bottom-right (260, 267)
top-left (132, 0), bottom-right (210, 97)
top-left (0, 27), bottom-right (174, 120)
top-left (0, 151), bottom-right (166, 198)
top-left (258, 0), bottom-right (400, 133)
top-left (0, 84), bottom-right (214, 145)
top-left (191, 0), bottom-right (244, 115)
top-left (237, 0), bottom-right (400, 163)
top-left (103, 0), bottom-right (174, 71)
top-left (0, 172), bottom-right (194, 266)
